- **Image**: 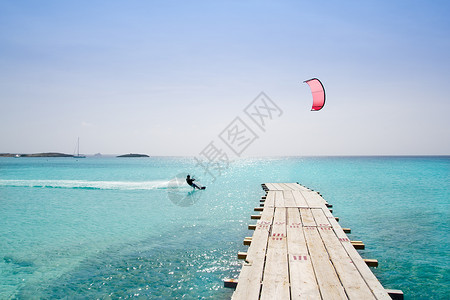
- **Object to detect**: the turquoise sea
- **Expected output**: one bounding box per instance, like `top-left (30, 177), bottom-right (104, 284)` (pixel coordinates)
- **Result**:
top-left (0, 156), bottom-right (449, 299)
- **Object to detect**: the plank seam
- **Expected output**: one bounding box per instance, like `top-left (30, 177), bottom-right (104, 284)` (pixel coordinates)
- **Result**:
top-left (301, 208), bottom-right (324, 300)
top-left (310, 208), bottom-right (350, 299)
top-left (258, 204), bottom-right (275, 298)
top-left (334, 227), bottom-right (380, 299)
top-left (284, 207), bottom-right (293, 297)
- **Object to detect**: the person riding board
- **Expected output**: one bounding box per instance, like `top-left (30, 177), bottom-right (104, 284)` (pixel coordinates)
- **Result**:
top-left (186, 175), bottom-right (202, 190)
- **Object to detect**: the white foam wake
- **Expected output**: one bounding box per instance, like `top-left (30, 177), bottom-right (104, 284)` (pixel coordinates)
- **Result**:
top-left (0, 179), bottom-right (181, 190)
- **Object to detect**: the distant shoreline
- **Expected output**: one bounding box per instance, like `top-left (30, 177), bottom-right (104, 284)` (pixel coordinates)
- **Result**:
top-left (1, 153), bottom-right (448, 158)
top-left (0, 152), bottom-right (151, 158)
top-left (0, 152), bottom-right (74, 158)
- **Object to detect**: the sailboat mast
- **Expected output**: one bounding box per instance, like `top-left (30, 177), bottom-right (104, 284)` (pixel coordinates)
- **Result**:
top-left (73, 137), bottom-right (85, 158)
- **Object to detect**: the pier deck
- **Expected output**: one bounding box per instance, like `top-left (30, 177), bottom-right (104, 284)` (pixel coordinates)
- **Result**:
top-left (232, 183), bottom-right (391, 300)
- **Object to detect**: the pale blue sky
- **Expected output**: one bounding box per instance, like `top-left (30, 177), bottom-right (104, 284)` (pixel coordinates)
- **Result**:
top-left (1, 0), bottom-right (449, 155)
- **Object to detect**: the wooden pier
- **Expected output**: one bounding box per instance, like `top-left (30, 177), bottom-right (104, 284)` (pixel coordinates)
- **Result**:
top-left (230, 183), bottom-right (400, 300)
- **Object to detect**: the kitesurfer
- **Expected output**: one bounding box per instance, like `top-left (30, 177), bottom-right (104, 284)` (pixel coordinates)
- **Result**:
top-left (186, 175), bottom-right (201, 190)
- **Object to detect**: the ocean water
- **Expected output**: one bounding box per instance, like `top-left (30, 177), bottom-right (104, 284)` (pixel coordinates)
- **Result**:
top-left (0, 156), bottom-right (448, 299)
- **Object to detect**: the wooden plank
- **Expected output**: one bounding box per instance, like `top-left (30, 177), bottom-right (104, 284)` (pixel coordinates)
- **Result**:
top-left (263, 191), bottom-right (275, 208)
top-left (300, 208), bottom-right (316, 227)
top-left (275, 183), bottom-right (288, 190)
top-left (270, 183), bottom-right (281, 191)
top-left (283, 190), bottom-right (296, 207)
top-left (281, 182), bottom-right (294, 190)
top-left (233, 194), bottom-right (275, 300)
top-left (279, 183), bottom-right (294, 190)
top-left (274, 190), bottom-right (285, 208)
top-left (324, 212), bottom-right (391, 299)
top-left (314, 201), bottom-right (382, 296)
top-left (301, 191), bottom-right (390, 299)
top-left (265, 183), bottom-right (275, 190)
top-left (260, 207), bottom-right (289, 299)
top-left (303, 223), bottom-right (348, 299)
top-left (280, 183), bottom-right (291, 190)
top-left (301, 207), bottom-right (346, 298)
top-left (247, 193), bottom-right (275, 264)
top-left (311, 209), bottom-right (375, 299)
top-left (286, 208), bottom-right (321, 299)
top-left (364, 259), bottom-right (379, 267)
top-left (271, 183), bottom-right (285, 190)
top-left (264, 183), bottom-right (277, 191)
top-left (224, 278), bottom-right (239, 288)
top-left (285, 182), bottom-right (302, 190)
top-left (386, 289), bottom-right (404, 300)
top-left (294, 183), bottom-right (311, 192)
top-left (310, 208), bottom-right (333, 228)
top-left (292, 190), bottom-right (309, 207)
top-left (301, 190), bottom-right (328, 207)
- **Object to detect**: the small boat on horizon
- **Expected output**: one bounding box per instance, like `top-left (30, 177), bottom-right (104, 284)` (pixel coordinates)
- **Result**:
top-left (73, 137), bottom-right (86, 158)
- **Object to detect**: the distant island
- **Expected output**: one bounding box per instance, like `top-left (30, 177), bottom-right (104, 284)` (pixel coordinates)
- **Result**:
top-left (0, 152), bottom-right (74, 157)
top-left (0, 153), bottom-right (20, 157)
top-left (117, 153), bottom-right (149, 158)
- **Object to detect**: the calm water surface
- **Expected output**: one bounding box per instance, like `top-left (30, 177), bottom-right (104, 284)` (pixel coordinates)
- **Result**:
top-left (0, 156), bottom-right (448, 299)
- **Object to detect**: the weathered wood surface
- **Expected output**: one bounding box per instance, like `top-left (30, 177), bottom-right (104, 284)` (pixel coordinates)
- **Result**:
top-left (232, 183), bottom-right (390, 300)
top-left (233, 191), bottom-right (275, 300)
top-left (260, 206), bottom-right (289, 299)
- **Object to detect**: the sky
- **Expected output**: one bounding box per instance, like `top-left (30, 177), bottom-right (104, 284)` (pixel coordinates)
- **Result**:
top-left (0, 0), bottom-right (449, 156)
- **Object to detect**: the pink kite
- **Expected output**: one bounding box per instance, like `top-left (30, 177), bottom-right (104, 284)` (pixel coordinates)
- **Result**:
top-left (304, 78), bottom-right (326, 111)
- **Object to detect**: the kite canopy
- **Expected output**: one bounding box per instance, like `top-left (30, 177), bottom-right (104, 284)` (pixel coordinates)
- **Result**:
top-left (304, 78), bottom-right (326, 111)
